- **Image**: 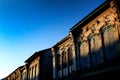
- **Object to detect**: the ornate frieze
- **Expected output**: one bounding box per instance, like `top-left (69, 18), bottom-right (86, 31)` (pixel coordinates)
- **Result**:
top-left (78, 7), bottom-right (118, 43)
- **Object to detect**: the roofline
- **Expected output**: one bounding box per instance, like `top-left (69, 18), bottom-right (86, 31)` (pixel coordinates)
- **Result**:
top-left (70, 0), bottom-right (109, 31)
top-left (25, 48), bottom-right (51, 63)
top-left (52, 35), bottom-right (70, 47)
top-left (6, 65), bottom-right (24, 78)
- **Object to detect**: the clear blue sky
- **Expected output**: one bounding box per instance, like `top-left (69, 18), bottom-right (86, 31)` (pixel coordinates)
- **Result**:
top-left (0, 0), bottom-right (105, 79)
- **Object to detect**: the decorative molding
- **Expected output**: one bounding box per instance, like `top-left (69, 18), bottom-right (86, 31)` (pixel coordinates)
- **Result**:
top-left (88, 33), bottom-right (100, 40)
top-left (101, 24), bottom-right (114, 33)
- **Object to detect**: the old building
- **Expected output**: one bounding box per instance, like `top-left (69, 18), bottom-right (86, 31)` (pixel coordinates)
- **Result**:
top-left (5, 48), bottom-right (53, 80)
top-left (21, 65), bottom-right (27, 80)
top-left (52, 34), bottom-right (77, 80)
top-left (70, 0), bottom-right (120, 79)
top-left (52, 0), bottom-right (120, 80)
top-left (6, 66), bottom-right (24, 80)
top-left (4, 0), bottom-right (120, 80)
top-left (25, 48), bottom-right (53, 80)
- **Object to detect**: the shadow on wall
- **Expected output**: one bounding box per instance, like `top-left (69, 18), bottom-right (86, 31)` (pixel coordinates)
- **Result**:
top-left (48, 37), bottom-right (120, 80)
top-left (53, 54), bottom-right (77, 80)
top-left (40, 53), bottom-right (53, 80)
top-left (78, 38), bottom-right (120, 80)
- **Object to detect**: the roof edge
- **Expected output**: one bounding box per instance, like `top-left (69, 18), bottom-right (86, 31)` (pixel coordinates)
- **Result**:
top-left (70, 0), bottom-right (109, 31)
top-left (25, 48), bottom-right (50, 63)
top-left (52, 35), bottom-right (70, 47)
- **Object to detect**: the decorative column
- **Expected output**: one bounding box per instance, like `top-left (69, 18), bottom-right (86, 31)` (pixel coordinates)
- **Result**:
top-left (76, 42), bottom-right (80, 71)
top-left (20, 69), bottom-right (22, 80)
top-left (38, 57), bottom-right (40, 80)
top-left (51, 48), bottom-right (56, 79)
top-left (69, 32), bottom-right (77, 72)
top-left (25, 63), bottom-right (29, 80)
top-left (52, 47), bottom-right (59, 80)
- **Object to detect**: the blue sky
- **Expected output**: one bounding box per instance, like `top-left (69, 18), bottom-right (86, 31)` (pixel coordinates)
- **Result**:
top-left (0, 0), bottom-right (105, 79)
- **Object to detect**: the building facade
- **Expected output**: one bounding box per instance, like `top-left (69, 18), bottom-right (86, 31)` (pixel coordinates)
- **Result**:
top-left (5, 48), bottom-right (53, 80)
top-left (4, 0), bottom-right (120, 80)
top-left (53, 0), bottom-right (120, 79)
top-left (25, 48), bottom-right (53, 80)
top-left (52, 34), bottom-right (76, 80)
top-left (21, 65), bottom-right (27, 80)
top-left (25, 52), bottom-right (40, 80)
top-left (70, 0), bottom-right (120, 79)
top-left (6, 66), bottom-right (24, 80)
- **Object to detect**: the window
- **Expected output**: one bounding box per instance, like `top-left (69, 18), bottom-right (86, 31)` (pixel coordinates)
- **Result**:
top-left (68, 47), bottom-right (73, 65)
top-left (16, 72), bottom-right (19, 80)
top-left (33, 66), bottom-right (35, 80)
top-left (34, 64), bottom-right (37, 80)
top-left (29, 67), bottom-right (33, 80)
top-left (67, 47), bottom-right (73, 74)
top-left (116, 24), bottom-right (120, 55)
top-left (29, 68), bottom-right (32, 80)
top-left (80, 41), bottom-right (90, 70)
top-left (22, 71), bottom-right (26, 80)
top-left (35, 64), bottom-right (38, 80)
top-left (102, 25), bottom-right (116, 60)
top-left (62, 51), bottom-right (67, 68)
top-left (89, 34), bottom-right (104, 66)
top-left (57, 54), bottom-right (62, 71)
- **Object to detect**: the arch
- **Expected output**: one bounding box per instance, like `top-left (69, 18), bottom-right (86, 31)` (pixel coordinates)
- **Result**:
top-left (79, 41), bottom-right (91, 70)
top-left (88, 33), bottom-right (104, 66)
top-left (100, 25), bottom-right (116, 60)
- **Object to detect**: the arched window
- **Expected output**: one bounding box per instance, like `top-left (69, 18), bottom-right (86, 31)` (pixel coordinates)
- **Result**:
top-left (68, 47), bottom-right (73, 65)
top-left (62, 51), bottom-right (67, 68)
top-left (80, 41), bottom-right (91, 70)
top-left (89, 33), bottom-right (104, 66)
top-left (101, 25), bottom-right (116, 60)
top-left (57, 54), bottom-right (62, 71)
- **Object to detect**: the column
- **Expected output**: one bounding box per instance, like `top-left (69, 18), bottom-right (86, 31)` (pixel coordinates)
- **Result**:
top-left (76, 42), bottom-right (80, 70)
top-left (52, 48), bottom-right (55, 79)
top-left (25, 64), bottom-right (29, 80)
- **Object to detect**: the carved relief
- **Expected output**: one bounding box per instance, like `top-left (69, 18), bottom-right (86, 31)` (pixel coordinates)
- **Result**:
top-left (78, 14), bottom-right (115, 66)
top-left (77, 7), bottom-right (119, 64)
top-left (110, 0), bottom-right (116, 8)
top-left (78, 10), bottom-right (118, 41)
top-left (110, 0), bottom-right (118, 14)
top-left (83, 6), bottom-right (119, 38)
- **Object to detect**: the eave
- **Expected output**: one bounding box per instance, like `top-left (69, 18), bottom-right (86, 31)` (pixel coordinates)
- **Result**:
top-left (25, 48), bottom-right (50, 63)
top-left (70, 0), bottom-right (109, 32)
